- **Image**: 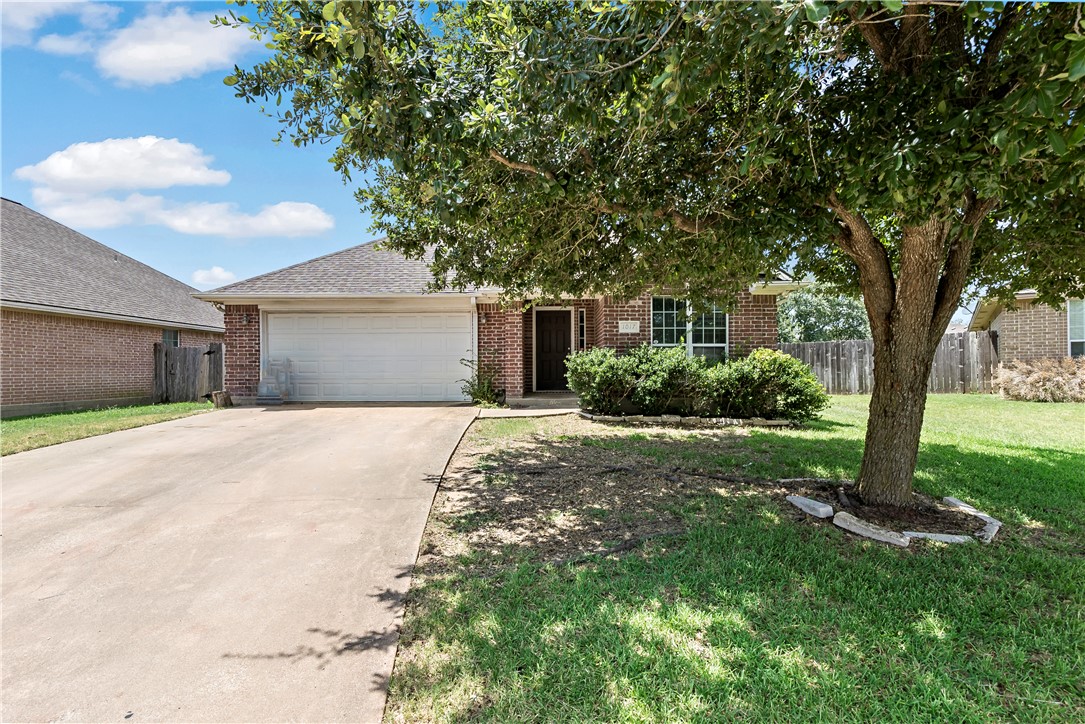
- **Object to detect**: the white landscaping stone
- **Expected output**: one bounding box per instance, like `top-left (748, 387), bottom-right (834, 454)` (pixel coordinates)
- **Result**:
top-left (661, 414), bottom-right (681, 423)
top-left (903, 531), bottom-right (974, 544)
top-left (943, 496), bottom-right (1003, 543)
top-left (833, 512), bottom-right (911, 547)
top-left (975, 520), bottom-right (1002, 544)
top-left (786, 495), bottom-right (834, 519)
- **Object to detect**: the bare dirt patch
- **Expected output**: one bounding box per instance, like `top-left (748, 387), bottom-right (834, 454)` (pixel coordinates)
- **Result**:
top-left (417, 415), bottom-right (771, 577)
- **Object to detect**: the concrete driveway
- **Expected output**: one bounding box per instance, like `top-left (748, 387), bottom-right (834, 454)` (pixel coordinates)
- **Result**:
top-left (1, 405), bottom-right (477, 723)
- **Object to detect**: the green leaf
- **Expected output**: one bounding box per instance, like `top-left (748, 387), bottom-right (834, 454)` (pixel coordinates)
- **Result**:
top-left (223, 75), bottom-right (239, 86)
top-left (322, 1), bottom-right (336, 22)
top-left (1047, 131), bottom-right (1067, 156)
top-left (804, 1), bottom-right (831, 23)
top-left (881, 0), bottom-right (904, 11)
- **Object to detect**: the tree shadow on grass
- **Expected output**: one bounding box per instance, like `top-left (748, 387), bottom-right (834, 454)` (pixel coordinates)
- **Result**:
top-left (389, 420), bottom-right (1085, 722)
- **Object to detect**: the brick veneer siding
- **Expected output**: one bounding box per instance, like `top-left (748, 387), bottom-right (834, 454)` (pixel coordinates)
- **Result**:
top-left (477, 303), bottom-right (524, 398)
top-left (994, 301), bottom-right (1069, 361)
top-left (0, 308), bottom-right (223, 417)
top-left (224, 304), bottom-right (261, 398)
top-left (595, 295), bottom-right (652, 352)
top-left (728, 292), bottom-right (779, 354)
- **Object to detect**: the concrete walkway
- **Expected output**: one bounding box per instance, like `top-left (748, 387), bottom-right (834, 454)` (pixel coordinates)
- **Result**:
top-left (1, 405), bottom-right (477, 723)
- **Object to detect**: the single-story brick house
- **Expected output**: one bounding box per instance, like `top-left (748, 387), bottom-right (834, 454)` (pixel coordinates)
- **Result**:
top-left (1, 198), bottom-right (225, 418)
top-left (967, 292), bottom-right (1084, 362)
top-left (196, 240), bottom-right (797, 404)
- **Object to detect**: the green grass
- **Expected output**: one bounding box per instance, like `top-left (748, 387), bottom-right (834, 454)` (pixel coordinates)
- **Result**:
top-left (1, 402), bottom-right (213, 455)
top-left (389, 395), bottom-right (1085, 722)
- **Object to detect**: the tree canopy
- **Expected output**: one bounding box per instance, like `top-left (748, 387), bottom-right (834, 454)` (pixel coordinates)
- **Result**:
top-left (778, 285), bottom-right (872, 343)
top-left (220, 0), bottom-right (1085, 506)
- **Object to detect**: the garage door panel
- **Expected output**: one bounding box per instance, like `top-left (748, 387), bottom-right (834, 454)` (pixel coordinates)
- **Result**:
top-left (266, 312), bottom-right (472, 402)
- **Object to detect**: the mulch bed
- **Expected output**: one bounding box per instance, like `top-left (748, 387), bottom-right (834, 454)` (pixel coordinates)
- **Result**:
top-left (785, 479), bottom-right (986, 534)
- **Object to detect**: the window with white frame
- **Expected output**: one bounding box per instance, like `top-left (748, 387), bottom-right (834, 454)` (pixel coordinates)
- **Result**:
top-left (651, 296), bottom-right (728, 361)
top-left (162, 329), bottom-right (180, 347)
top-left (1069, 299), bottom-right (1084, 357)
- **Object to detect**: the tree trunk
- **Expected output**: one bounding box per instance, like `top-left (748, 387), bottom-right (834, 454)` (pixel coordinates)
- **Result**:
top-left (856, 334), bottom-right (936, 507)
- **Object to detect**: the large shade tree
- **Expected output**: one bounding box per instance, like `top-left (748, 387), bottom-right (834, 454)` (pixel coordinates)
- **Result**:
top-left (220, 0), bottom-right (1085, 507)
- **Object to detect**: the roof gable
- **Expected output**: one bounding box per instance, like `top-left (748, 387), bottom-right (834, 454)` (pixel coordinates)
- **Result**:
top-left (1, 199), bottom-right (223, 330)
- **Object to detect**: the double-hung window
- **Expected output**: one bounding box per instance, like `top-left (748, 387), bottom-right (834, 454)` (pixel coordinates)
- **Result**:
top-left (651, 296), bottom-right (728, 361)
top-left (1069, 299), bottom-right (1084, 357)
top-left (162, 329), bottom-right (180, 347)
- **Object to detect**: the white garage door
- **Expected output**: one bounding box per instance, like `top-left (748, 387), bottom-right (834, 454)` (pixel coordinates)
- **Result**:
top-left (266, 313), bottom-right (473, 402)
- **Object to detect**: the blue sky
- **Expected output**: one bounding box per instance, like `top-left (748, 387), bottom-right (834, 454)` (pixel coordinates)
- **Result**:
top-left (2, 0), bottom-right (372, 290)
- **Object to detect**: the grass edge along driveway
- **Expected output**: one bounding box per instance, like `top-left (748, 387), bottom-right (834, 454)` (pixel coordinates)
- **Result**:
top-left (388, 395), bottom-right (1085, 723)
top-left (1, 402), bottom-right (213, 456)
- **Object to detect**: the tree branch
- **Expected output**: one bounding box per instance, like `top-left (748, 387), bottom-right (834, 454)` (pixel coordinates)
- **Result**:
top-left (978, 2), bottom-right (1025, 78)
top-left (826, 193), bottom-right (895, 328)
top-left (929, 194), bottom-right (998, 345)
top-left (597, 199), bottom-right (727, 235)
top-left (489, 149), bottom-right (557, 182)
top-left (848, 5), bottom-right (898, 71)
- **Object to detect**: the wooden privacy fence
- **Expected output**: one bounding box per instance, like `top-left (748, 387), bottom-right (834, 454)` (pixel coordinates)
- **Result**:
top-left (780, 332), bottom-right (998, 395)
top-left (153, 342), bottom-right (224, 403)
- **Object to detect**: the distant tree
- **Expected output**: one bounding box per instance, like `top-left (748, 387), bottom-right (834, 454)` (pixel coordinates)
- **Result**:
top-left (778, 285), bottom-right (871, 343)
top-left (219, 1), bottom-right (1085, 507)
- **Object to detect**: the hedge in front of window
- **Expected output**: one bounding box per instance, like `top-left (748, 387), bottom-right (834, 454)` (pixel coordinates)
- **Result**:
top-left (566, 344), bottom-right (828, 421)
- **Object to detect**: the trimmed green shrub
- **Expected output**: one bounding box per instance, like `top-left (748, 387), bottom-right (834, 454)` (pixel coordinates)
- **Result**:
top-left (566, 344), bottom-right (829, 422)
top-left (699, 348), bottom-right (830, 421)
top-left (564, 347), bottom-right (637, 414)
top-left (624, 344), bottom-right (709, 415)
top-left (997, 358), bottom-right (1085, 402)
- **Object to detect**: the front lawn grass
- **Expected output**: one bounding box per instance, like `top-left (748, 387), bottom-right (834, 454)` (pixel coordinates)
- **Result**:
top-left (389, 395), bottom-right (1085, 722)
top-left (1, 402), bottom-right (213, 455)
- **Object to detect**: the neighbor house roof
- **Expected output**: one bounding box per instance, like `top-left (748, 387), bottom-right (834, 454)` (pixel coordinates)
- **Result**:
top-left (196, 240), bottom-right (494, 300)
top-left (967, 290), bottom-right (1038, 331)
top-left (1, 198), bottom-right (224, 331)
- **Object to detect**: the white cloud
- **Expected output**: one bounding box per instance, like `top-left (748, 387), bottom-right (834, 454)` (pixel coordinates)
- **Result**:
top-left (1, 1), bottom-right (119, 47)
top-left (36, 31), bottom-right (92, 55)
top-left (155, 201), bottom-right (335, 238)
top-left (18, 137), bottom-right (336, 239)
top-left (96, 7), bottom-right (258, 86)
top-left (14, 136), bottom-right (231, 193)
top-left (29, 188), bottom-right (162, 228)
top-left (191, 266), bottom-right (238, 290)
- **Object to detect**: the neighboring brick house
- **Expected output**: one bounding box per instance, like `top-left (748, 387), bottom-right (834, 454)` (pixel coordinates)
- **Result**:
top-left (968, 291), bottom-right (1084, 362)
top-left (196, 239), bottom-right (797, 404)
top-left (1, 199), bottom-right (225, 417)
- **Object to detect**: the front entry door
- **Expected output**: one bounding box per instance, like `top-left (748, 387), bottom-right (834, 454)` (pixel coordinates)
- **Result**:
top-left (536, 310), bottom-right (571, 390)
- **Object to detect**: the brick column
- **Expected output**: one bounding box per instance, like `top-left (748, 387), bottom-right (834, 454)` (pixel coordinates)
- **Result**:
top-left (477, 303), bottom-right (524, 398)
top-left (728, 292), bottom-right (778, 355)
top-left (224, 304), bottom-right (260, 398)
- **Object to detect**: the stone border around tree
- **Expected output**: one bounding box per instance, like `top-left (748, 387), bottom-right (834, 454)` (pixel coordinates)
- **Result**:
top-left (785, 493), bottom-right (1002, 547)
top-left (577, 410), bottom-right (796, 427)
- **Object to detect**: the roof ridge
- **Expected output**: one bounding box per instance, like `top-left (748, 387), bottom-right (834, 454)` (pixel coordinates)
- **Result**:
top-left (206, 237), bottom-right (391, 293)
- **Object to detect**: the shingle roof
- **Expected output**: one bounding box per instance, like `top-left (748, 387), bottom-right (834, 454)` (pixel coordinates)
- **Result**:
top-left (1, 198), bottom-right (224, 330)
top-left (202, 240), bottom-right (488, 297)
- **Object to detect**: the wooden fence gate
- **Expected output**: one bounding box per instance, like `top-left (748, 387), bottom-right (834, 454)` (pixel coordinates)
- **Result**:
top-left (780, 332), bottom-right (998, 395)
top-left (153, 342), bottom-right (224, 403)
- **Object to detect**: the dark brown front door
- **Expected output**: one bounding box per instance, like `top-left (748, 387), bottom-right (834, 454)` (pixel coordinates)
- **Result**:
top-left (536, 310), bottom-right (571, 390)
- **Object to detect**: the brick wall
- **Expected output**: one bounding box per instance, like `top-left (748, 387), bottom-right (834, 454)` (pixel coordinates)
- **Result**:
top-left (591, 291), bottom-right (778, 356)
top-left (0, 308), bottom-right (223, 416)
top-left (595, 295), bottom-right (652, 352)
top-left (224, 305), bottom-right (261, 398)
top-left (728, 292), bottom-right (779, 354)
top-left (995, 301), bottom-right (1069, 361)
top-left (477, 303), bottom-right (524, 398)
